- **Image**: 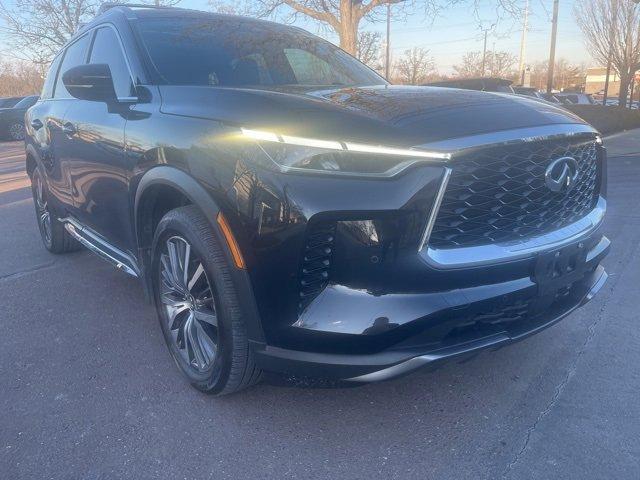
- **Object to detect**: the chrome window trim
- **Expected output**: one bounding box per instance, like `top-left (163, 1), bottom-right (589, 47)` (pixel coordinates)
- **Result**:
top-left (422, 197), bottom-right (606, 269)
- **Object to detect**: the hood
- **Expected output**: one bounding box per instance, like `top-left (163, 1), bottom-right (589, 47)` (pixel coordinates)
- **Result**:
top-left (159, 84), bottom-right (588, 147)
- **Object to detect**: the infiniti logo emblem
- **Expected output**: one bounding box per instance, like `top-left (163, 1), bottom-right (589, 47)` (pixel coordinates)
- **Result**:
top-left (544, 157), bottom-right (579, 192)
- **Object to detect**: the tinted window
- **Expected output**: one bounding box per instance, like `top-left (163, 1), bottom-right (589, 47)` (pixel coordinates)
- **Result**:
top-left (135, 17), bottom-right (384, 87)
top-left (13, 95), bottom-right (39, 108)
top-left (89, 27), bottom-right (133, 98)
top-left (55, 34), bottom-right (91, 99)
top-left (41, 55), bottom-right (62, 100)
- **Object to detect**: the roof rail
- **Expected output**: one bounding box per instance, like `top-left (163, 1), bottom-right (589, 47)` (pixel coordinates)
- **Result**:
top-left (97, 3), bottom-right (176, 15)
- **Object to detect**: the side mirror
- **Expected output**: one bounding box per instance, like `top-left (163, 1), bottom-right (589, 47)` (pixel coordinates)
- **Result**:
top-left (62, 64), bottom-right (118, 103)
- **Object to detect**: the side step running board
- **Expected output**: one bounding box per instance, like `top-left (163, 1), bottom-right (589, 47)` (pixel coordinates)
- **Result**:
top-left (60, 217), bottom-right (140, 277)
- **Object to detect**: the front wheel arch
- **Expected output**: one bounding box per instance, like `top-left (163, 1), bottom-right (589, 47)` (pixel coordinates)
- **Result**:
top-left (134, 167), bottom-right (265, 344)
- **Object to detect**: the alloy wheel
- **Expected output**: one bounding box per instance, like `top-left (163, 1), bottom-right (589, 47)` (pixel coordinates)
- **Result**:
top-left (35, 174), bottom-right (52, 245)
top-left (9, 123), bottom-right (25, 141)
top-left (159, 236), bottom-right (219, 372)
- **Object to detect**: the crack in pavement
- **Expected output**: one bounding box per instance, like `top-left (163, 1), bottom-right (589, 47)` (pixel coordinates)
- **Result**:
top-left (501, 238), bottom-right (640, 479)
top-left (0, 260), bottom-right (58, 283)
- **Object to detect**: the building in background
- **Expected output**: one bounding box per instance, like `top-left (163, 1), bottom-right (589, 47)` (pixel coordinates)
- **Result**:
top-left (585, 67), bottom-right (620, 96)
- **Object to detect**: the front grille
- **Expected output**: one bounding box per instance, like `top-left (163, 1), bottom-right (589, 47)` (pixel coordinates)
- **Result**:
top-left (429, 138), bottom-right (600, 249)
top-left (298, 222), bottom-right (336, 313)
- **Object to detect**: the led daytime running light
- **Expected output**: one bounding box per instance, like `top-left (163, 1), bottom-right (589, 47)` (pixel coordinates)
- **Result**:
top-left (241, 128), bottom-right (451, 160)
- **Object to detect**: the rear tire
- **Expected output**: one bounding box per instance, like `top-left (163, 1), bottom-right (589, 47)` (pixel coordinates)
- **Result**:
top-left (31, 166), bottom-right (80, 254)
top-left (151, 206), bottom-right (262, 395)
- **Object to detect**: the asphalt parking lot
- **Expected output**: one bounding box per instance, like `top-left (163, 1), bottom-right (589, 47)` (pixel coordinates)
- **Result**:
top-left (1, 133), bottom-right (639, 480)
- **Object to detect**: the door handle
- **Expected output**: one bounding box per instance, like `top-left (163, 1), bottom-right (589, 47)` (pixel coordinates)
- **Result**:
top-left (30, 119), bottom-right (43, 130)
top-left (62, 122), bottom-right (76, 136)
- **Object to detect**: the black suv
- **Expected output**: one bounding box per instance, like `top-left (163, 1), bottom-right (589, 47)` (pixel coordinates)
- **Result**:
top-left (25, 5), bottom-right (610, 395)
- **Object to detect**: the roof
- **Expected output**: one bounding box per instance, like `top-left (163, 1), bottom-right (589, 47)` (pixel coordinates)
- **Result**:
top-left (92, 3), bottom-right (286, 28)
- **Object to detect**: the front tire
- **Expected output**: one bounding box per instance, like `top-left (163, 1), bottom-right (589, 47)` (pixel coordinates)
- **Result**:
top-left (152, 206), bottom-right (261, 395)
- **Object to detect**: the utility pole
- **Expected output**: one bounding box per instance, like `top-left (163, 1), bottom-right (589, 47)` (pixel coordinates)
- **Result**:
top-left (518, 0), bottom-right (530, 85)
top-left (546, 0), bottom-right (560, 93)
top-left (385, 3), bottom-right (391, 80)
top-left (481, 24), bottom-right (495, 77)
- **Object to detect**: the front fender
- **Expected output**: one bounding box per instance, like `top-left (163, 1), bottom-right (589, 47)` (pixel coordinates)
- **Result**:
top-left (134, 166), bottom-right (265, 343)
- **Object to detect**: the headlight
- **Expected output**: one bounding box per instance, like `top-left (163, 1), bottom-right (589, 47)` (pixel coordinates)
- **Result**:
top-left (240, 128), bottom-right (450, 177)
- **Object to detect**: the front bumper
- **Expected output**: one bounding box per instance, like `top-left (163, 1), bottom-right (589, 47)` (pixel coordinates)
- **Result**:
top-left (251, 236), bottom-right (609, 382)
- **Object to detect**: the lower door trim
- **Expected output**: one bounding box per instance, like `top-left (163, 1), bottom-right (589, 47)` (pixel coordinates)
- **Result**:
top-left (60, 217), bottom-right (140, 277)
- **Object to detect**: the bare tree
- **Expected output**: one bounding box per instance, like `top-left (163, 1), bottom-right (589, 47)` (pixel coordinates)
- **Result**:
top-left (356, 31), bottom-right (382, 69)
top-left (529, 59), bottom-right (585, 91)
top-left (210, 0), bottom-right (521, 55)
top-left (260, 0), bottom-right (407, 54)
top-left (575, 0), bottom-right (640, 107)
top-left (395, 47), bottom-right (435, 84)
top-left (0, 60), bottom-right (44, 96)
top-left (453, 51), bottom-right (482, 77)
top-left (453, 50), bottom-right (517, 78)
top-left (0, 0), bottom-right (98, 65)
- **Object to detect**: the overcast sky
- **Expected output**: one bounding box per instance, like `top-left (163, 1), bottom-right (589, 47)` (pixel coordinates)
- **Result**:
top-left (0, 0), bottom-right (592, 73)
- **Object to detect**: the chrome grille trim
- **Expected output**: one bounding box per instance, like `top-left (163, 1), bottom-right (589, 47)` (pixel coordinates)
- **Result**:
top-left (416, 124), bottom-right (602, 261)
top-left (418, 167), bottom-right (452, 251)
top-left (423, 197), bottom-right (606, 269)
top-left (428, 138), bottom-right (599, 248)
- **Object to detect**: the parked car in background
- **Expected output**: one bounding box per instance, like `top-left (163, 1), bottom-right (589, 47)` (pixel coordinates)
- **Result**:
top-left (555, 93), bottom-right (596, 105)
top-left (424, 77), bottom-right (515, 93)
top-left (26, 5), bottom-right (609, 395)
top-left (513, 86), bottom-right (561, 103)
top-left (0, 96), bottom-right (25, 109)
top-left (512, 86), bottom-right (564, 107)
top-left (0, 95), bottom-right (39, 140)
top-left (513, 86), bottom-right (543, 98)
top-left (540, 92), bottom-right (562, 104)
top-left (592, 97), bottom-right (619, 106)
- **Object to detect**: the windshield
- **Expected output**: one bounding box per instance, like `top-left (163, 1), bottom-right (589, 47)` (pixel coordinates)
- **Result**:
top-left (135, 17), bottom-right (385, 88)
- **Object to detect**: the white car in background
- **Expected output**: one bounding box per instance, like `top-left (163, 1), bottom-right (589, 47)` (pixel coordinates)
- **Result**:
top-left (555, 93), bottom-right (596, 105)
